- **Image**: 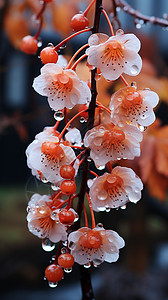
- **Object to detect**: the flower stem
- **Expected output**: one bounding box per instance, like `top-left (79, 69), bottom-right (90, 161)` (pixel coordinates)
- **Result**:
top-left (83, 0), bottom-right (96, 17)
top-left (86, 193), bottom-right (96, 228)
top-left (71, 54), bottom-right (88, 70)
top-left (54, 28), bottom-right (91, 52)
top-left (34, 1), bottom-right (46, 40)
top-left (66, 44), bottom-right (89, 69)
top-left (101, 9), bottom-right (114, 36)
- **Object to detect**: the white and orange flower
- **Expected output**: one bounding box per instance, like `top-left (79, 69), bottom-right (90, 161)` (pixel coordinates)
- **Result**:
top-left (110, 86), bottom-right (159, 127)
top-left (86, 32), bottom-right (142, 81)
top-left (68, 226), bottom-right (125, 265)
top-left (84, 123), bottom-right (142, 166)
top-left (26, 128), bottom-right (78, 184)
top-left (89, 166), bottom-right (143, 211)
top-left (33, 63), bottom-right (91, 110)
top-left (27, 194), bottom-right (67, 242)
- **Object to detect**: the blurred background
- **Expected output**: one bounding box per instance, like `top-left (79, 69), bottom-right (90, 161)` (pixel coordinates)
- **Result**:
top-left (0, 0), bottom-right (168, 299)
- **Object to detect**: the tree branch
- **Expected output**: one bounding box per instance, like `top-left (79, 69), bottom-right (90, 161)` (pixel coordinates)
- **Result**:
top-left (115, 0), bottom-right (168, 27)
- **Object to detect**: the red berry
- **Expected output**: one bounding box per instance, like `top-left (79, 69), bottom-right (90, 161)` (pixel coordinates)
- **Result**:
top-left (20, 35), bottom-right (38, 55)
top-left (60, 165), bottom-right (75, 179)
top-left (70, 14), bottom-right (89, 32)
top-left (60, 180), bottom-right (76, 195)
top-left (45, 264), bottom-right (63, 282)
top-left (40, 47), bottom-right (58, 64)
top-left (59, 209), bottom-right (75, 225)
top-left (58, 253), bottom-right (74, 268)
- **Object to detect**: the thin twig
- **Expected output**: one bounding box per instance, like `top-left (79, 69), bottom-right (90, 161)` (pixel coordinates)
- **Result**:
top-left (116, 0), bottom-right (168, 27)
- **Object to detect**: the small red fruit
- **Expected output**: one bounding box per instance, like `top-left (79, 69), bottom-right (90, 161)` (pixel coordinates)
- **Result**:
top-left (20, 35), bottom-right (38, 55)
top-left (40, 47), bottom-right (58, 64)
top-left (45, 264), bottom-right (63, 282)
top-left (59, 209), bottom-right (75, 225)
top-left (60, 165), bottom-right (75, 179)
top-left (60, 180), bottom-right (76, 195)
top-left (58, 253), bottom-right (74, 269)
top-left (70, 14), bottom-right (89, 32)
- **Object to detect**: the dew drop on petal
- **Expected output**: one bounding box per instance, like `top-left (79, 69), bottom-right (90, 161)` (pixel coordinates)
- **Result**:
top-left (116, 29), bottom-right (124, 35)
top-left (84, 262), bottom-right (91, 268)
top-left (87, 179), bottom-right (93, 188)
top-left (105, 207), bottom-right (111, 212)
top-left (54, 110), bottom-right (64, 121)
top-left (138, 125), bottom-right (145, 132)
top-left (96, 223), bottom-right (103, 228)
top-left (96, 165), bottom-right (105, 170)
top-left (48, 281), bottom-right (58, 288)
top-left (118, 121), bottom-right (125, 128)
top-left (68, 241), bottom-right (75, 250)
top-left (74, 213), bottom-right (79, 222)
top-left (130, 65), bottom-right (139, 75)
top-left (42, 177), bottom-right (48, 183)
top-left (93, 262), bottom-right (99, 268)
top-left (42, 238), bottom-right (55, 251)
top-left (51, 184), bottom-right (60, 191)
top-left (97, 190), bottom-right (108, 201)
top-left (97, 206), bottom-right (106, 211)
top-left (64, 267), bottom-right (72, 273)
top-left (94, 258), bottom-right (103, 265)
top-left (121, 205), bottom-right (127, 210)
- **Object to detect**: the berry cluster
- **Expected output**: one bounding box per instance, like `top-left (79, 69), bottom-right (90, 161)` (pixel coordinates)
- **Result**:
top-left (23, 0), bottom-right (159, 289)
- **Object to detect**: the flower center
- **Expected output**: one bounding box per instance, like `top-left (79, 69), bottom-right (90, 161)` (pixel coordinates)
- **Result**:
top-left (103, 41), bottom-right (124, 63)
top-left (122, 92), bottom-right (143, 110)
top-left (102, 127), bottom-right (125, 148)
top-left (51, 73), bottom-right (73, 93)
top-left (104, 174), bottom-right (123, 192)
top-left (79, 230), bottom-right (102, 249)
top-left (41, 141), bottom-right (65, 163)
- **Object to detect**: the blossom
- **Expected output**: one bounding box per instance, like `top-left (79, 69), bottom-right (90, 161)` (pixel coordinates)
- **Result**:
top-left (27, 194), bottom-right (67, 242)
top-left (68, 226), bottom-right (125, 265)
top-left (86, 32), bottom-right (142, 81)
top-left (89, 166), bottom-right (143, 211)
top-left (110, 86), bottom-right (159, 127)
top-left (32, 63), bottom-right (91, 110)
top-left (65, 128), bottom-right (82, 146)
top-left (84, 122), bottom-right (142, 166)
top-left (26, 128), bottom-right (78, 184)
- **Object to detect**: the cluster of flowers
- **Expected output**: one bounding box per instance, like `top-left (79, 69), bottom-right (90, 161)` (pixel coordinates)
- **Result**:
top-left (25, 0), bottom-right (159, 288)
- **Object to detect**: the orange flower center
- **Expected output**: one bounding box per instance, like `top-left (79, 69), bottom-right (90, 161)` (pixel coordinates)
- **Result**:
top-left (51, 73), bottom-right (73, 94)
top-left (102, 127), bottom-right (125, 148)
top-left (104, 174), bottom-right (123, 192)
top-left (103, 41), bottom-right (125, 63)
top-left (41, 141), bottom-right (65, 163)
top-left (122, 92), bottom-right (143, 110)
top-left (79, 230), bottom-right (102, 249)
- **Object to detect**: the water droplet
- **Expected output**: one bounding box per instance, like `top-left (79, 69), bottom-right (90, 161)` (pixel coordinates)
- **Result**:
top-left (54, 110), bottom-right (64, 121)
top-left (131, 81), bottom-right (137, 88)
top-left (94, 258), bottom-right (103, 265)
top-left (116, 7), bottom-right (121, 12)
top-left (136, 23), bottom-right (141, 29)
top-left (121, 205), bottom-right (126, 210)
top-left (87, 179), bottom-right (93, 188)
top-left (44, 276), bottom-right (47, 280)
top-left (26, 206), bottom-right (30, 212)
top-left (64, 267), bottom-right (72, 273)
top-left (118, 121), bottom-right (125, 128)
top-left (48, 281), bottom-right (58, 288)
top-left (62, 240), bottom-right (68, 246)
top-left (96, 223), bottom-right (103, 228)
top-left (68, 241), bottom-right (75, 250)
top-left (138, 125), bottom-right (144, 132)
top-left (42, 239), bottom-right (55, 251)
top-left (60, 44), bottom-right (66, 50)
top-left (84, 262), bottom-right (91, 268)
top-left (37, 40), bottom-right (42, 47)
top-left (74, 212), bottom-right (79, 222)
top-left (87, 157), bottom-right (92, 162)
top-left (105, 207), bottom-right (111, 212)
top-left (47, 43), bottom-right (54, 47)
top-left (61, 247), bottom-right (67, 254)
top-left (41, 177), bottom-right (48, 183)
top-left (51, 255), bottom-right (56, 261)
top-left (130, 65), bottom-right (139, 75)
top-left (95, 73), bottom-right (101, 81)
top-left (80, 117), bottom-right (87, 123)
top-left (116, 29), bottom-right (124, 35)
top-left (51, 184), bottom-right (60, 191)
top-left (117, 158), bottom-right (121, 161)
top-left (97, 206), bottom-right (106, 211)
top-left (98, 190), bottom-right (108, 201)
top-left (96, 165), bottom-right (105, 170)
top-left (31, 14), bottom-right (40, 27)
